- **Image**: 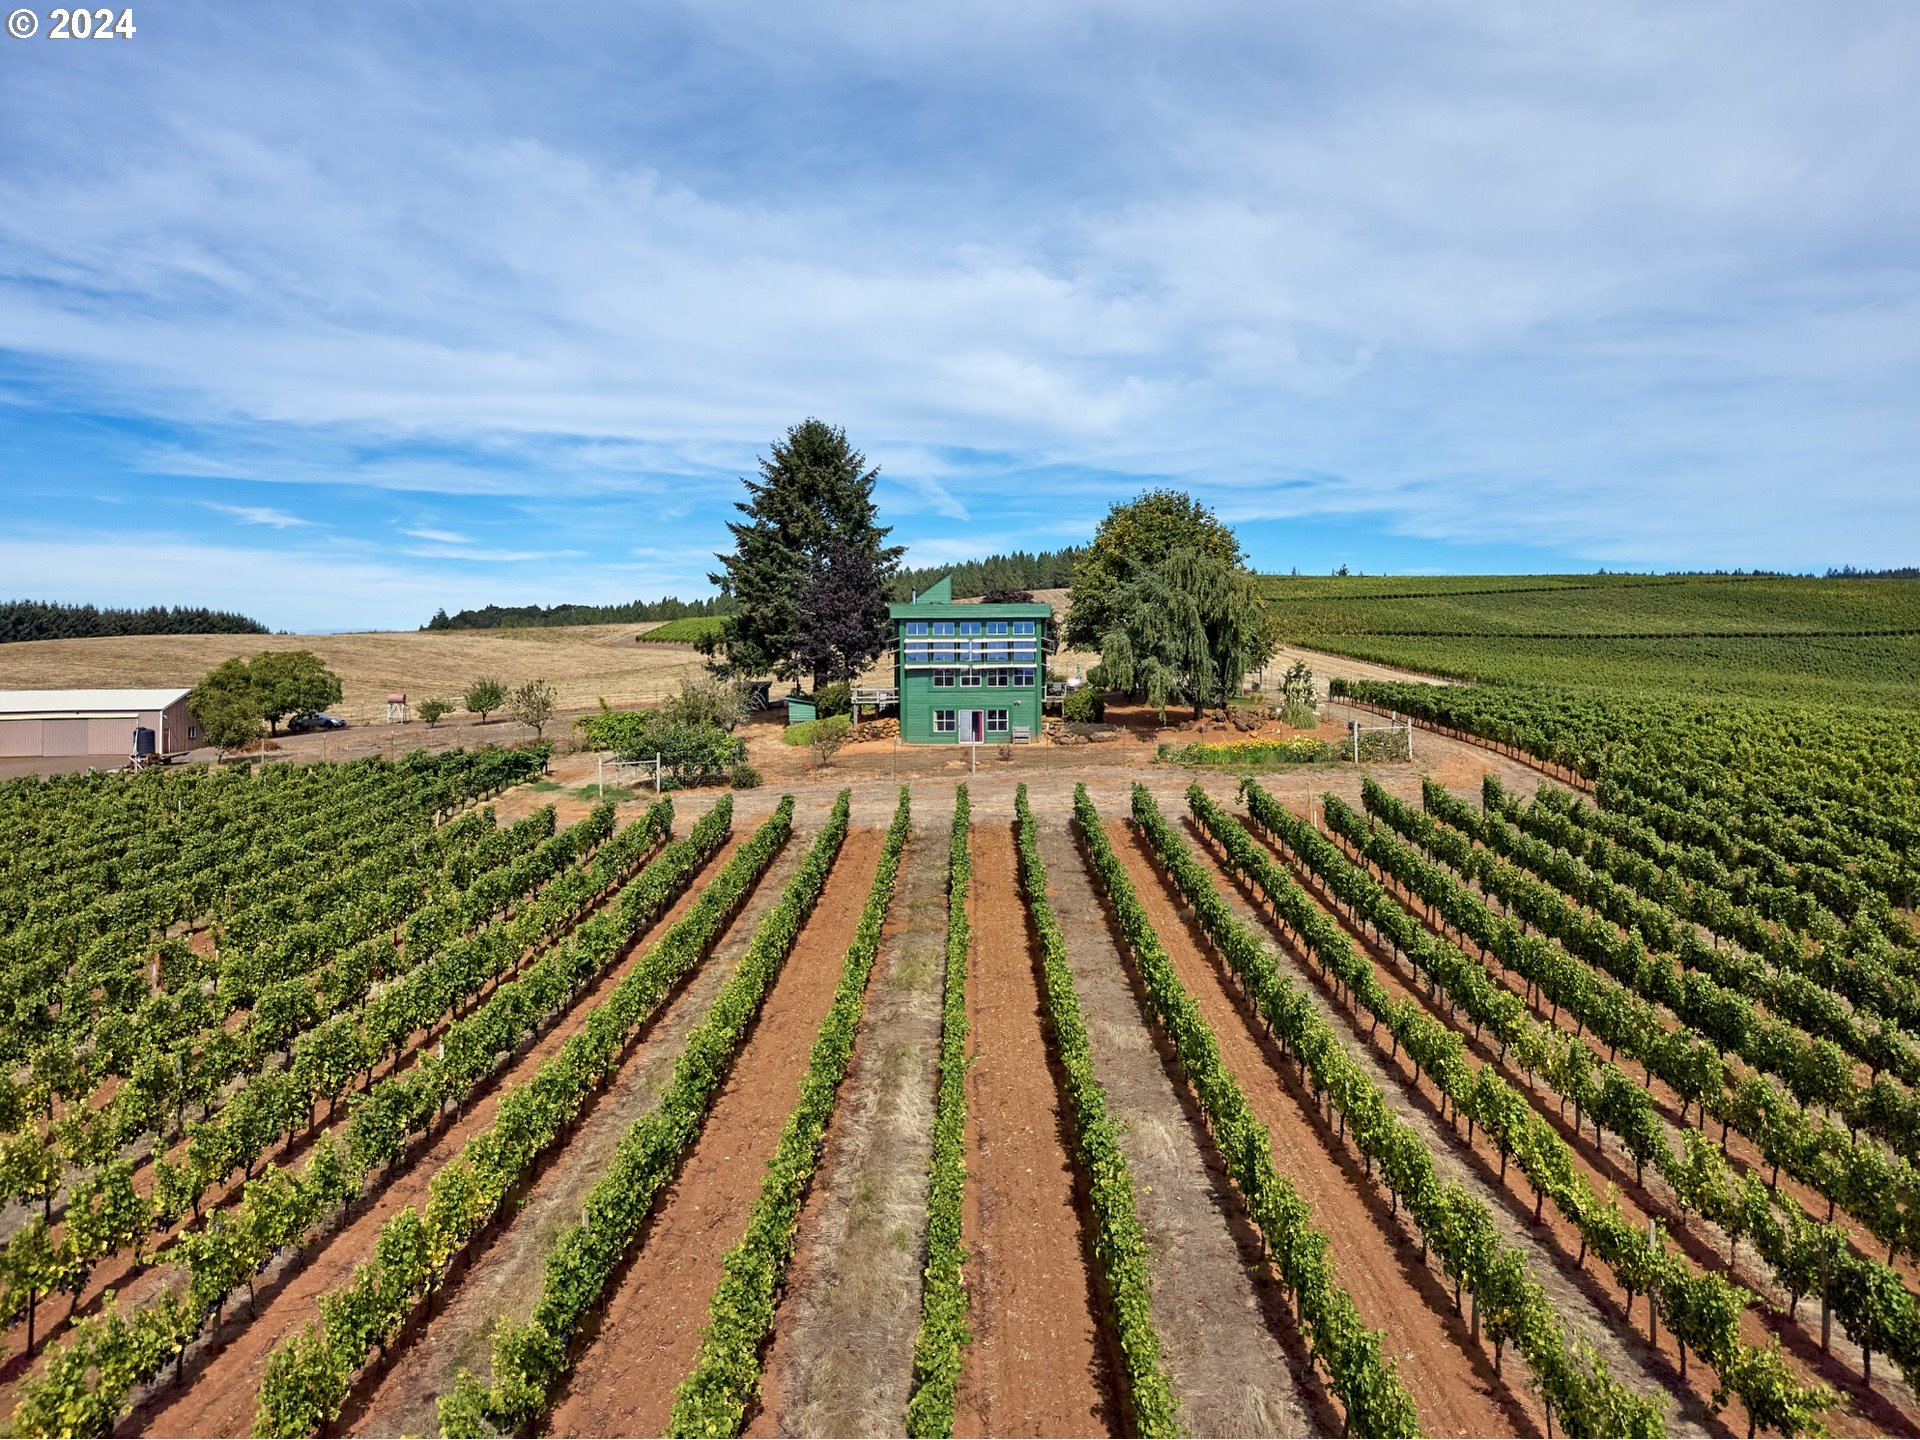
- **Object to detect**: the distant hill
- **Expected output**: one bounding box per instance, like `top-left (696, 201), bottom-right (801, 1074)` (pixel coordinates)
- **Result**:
top-left (0, 600), bottom-right (269, 644)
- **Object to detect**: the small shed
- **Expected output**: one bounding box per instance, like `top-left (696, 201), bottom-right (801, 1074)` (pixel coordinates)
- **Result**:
top-left (785, 695), bottom-right (818, 726)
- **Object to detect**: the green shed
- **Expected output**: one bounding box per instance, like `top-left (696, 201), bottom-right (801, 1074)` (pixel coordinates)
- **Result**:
top-left (890, 576), bottom-right (1050, 744)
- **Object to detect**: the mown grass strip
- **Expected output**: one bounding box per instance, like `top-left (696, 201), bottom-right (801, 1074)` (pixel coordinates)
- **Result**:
top-left (435, 791), bottom-right (853, 1437)
top-left (1012, 782), bottom-right (1182, 1439)
top-left (904, 783), bottom-right (972, 1438)
top-left (1081, 784), bottom-right (1419, 1437)
top-left (669, 786), bottom-right (913, 1435)
top-left (249, 795), bottom-right (759, 1437)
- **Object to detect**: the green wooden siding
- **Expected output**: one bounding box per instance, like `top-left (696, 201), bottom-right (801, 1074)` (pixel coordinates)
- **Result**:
top-left (899, 669), bottom-right (1044, 744)
top-left (889, 577), bottom-right (1050, 744)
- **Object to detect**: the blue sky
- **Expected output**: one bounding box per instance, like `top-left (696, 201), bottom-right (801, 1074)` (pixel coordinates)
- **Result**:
top-left (2, 2), bottom-right (1916, 631)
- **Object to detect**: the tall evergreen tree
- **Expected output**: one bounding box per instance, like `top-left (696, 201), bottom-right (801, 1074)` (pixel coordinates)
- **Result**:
top-left (706, 419), bottom-right (902, 686)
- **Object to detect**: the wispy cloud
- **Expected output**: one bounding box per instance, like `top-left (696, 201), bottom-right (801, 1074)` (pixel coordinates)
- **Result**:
top-left (404, 527), bottom-right (473, 545)
top-left (198, 501), bottom-right (311, 528)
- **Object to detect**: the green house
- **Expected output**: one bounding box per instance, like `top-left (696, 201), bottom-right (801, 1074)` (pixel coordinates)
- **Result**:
top-left (890, 576), bottom-right (1050, 744)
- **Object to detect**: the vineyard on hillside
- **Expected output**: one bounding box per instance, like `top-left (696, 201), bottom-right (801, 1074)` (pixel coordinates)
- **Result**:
top-left (1, 655), bottom-right (1917, 1436)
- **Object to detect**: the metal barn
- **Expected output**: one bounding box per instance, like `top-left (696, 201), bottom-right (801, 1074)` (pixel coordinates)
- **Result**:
top-left (0, 688), bottom-right (200, 759)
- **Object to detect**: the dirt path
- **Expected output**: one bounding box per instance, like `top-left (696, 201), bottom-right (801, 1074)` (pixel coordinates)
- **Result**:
top-left (1040, 821), bottom-right (1325, 1438)
top-left (747, 804), bottom-right (948, 1439)
top-left (951, 824), bottom-right (1116, 1438)
top-left (127, 835), bottom-right (749, 1440)
top-left (1106, 818), bottom-right (1532, 1439)
top-left (546, 828), bottom-right (887, 1437)
top-left (343, 832), bottom-right (815, 1437)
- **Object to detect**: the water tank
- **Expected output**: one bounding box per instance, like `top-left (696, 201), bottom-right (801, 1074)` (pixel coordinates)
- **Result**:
top-left (132, 726), bottom-right (156, 756)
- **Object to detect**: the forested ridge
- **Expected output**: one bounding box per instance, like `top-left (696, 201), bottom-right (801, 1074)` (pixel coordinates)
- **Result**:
top-left (0, 600), bottom-right (269, 645)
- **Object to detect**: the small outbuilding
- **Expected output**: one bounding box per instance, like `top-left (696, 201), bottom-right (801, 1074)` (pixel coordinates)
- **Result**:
top-left (0, 688), bottom-right (200, 759)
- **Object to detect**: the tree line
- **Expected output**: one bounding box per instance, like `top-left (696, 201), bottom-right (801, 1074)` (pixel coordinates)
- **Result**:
top-left (890, 548), bottom-right (1082, 600)
top-left (0, 600), bottom-right (268, 645)
top-left (420, 595), bottom-right (734, 630)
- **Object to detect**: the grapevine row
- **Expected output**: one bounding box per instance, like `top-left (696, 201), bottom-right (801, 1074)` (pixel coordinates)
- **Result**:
top-left (250, 795), bottom-right (774, 1436)
top-left (669, 786), bottom-right (913, 1435)
top-left (6, 796), bottom-right (724, 1439)
top-left (1011, 782), bottom-right (1181, 1438)
top-left (904, 784), bottom-right (972, 1438)
top-left (1083, 785), bottom-right (1419, 1436)
top-left (435, 792), bottom-right (848, 1435)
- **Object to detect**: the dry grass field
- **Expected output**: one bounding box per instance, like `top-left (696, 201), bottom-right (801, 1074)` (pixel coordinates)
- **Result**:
top-left (0, 622), bottom-right (714, 723)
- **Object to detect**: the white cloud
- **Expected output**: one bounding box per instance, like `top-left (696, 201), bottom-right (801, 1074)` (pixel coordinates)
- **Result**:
top-left (197, 501), bottom-right (311, 528)
top-left (0, 0), bottom-right (1915, 578)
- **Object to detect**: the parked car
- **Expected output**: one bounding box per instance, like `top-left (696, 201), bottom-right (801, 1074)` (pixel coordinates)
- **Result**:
top-left (287, 711), bottom-right (348, 733)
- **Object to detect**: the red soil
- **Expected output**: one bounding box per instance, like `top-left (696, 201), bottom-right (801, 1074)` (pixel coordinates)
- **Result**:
top-left (126, 836), bottom-right (743, 1440)
top-left (950, 825), bottom-right (1116, 1438)
top-left (1104, 819), bottom-right (1529, 1439)
top-left (547, 829), bottom-right (885, 1437)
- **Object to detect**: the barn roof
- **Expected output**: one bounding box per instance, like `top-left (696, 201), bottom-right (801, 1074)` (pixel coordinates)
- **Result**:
top-left (0, 688), bottom-right (192, 715)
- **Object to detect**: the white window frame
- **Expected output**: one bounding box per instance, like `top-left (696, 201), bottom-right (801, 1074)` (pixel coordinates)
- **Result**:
top-left (1017, 667), bottom-right (1036, 686)
top-left (1013, 620), bottom-right (1035, 634)
top-left (985, 708), bottom-right (1010, 733)
top-left (905, 620), bottom-right (928, 635)
top-left (933, 709), bottom-right (957, 734)
top-left (960, 670), bottom-right (983, 687)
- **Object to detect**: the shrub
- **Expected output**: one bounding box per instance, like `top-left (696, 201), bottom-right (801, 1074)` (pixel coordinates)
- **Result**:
top-left (729, 762), bottom-right (763, 790)
top-left (781, 719), bottom-right (819, 747)
top-left (576, 705), bottom-right (653, 754)
top-left (417, 697), bottom-right (452, 728)
top-left (815, 680), bottom-right (852, 718)
top-left (651, 721), bottom-right (746, 789)
top-left (464, 677), bottom-right (506, 724)
top-left (1280, 700), bottom-right (1318, 728)
top-left (808, 715), bottom-right (852, 767)
top-left (1062, 686), bottom-right (1104, 724)
top-left (657, 674), bottom-right (745, 733)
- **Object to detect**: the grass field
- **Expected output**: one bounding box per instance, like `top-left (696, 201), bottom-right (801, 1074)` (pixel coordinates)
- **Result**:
top-left (0, 621), bottom-right (715, 723)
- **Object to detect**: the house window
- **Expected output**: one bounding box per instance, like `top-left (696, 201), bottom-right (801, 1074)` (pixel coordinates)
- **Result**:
top-left (933, 709), bottom-right (956, 734)
top-left (1013, 620), bottom-right (1035, 634)
top-left (905, 621), bottom-right (928, 635)
top-left (987, 669), bottom-right (1010, 687)
top-left (959, 620), bottom-right (981, 635)
top-left (986, 709), bottom-right (1009, 732)
top-left (933, 621), bottom-right (954, 635)
top-left (931, 669), bottom-right (955, 688)
top-left (960, 670), bottom-right (982, 687)
top-left (987, 620), bottom-right (1008, 634)
top-left (1017, 668), bottom-right (1036, 687)
top-left (932, 643), bottom-right (956, 662)
top-left (188, 725), bottom-right (200, 740)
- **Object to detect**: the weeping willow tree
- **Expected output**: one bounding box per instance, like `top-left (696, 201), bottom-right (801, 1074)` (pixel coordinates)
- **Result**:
top-left (1097, 547), bottom-right (1278, 720)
